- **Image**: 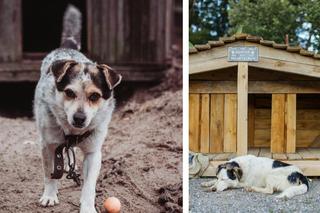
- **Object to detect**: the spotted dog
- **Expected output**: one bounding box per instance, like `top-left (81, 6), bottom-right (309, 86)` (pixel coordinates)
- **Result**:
top-left (201, 155), bottom-right (309, 198)
top-left (34, 5), bottom-right (121, 213)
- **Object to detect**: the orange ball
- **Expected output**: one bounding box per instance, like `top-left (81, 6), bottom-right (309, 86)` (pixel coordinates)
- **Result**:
top-left (103, 197), bottom-right (121, 213)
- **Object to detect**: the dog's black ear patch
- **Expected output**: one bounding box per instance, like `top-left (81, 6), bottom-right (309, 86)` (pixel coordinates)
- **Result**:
top-left (227, 170), bottom-right (237, 180)
top-left (216, 164), bottom-right (225, 175)
top-left (227, 161), bottom-right (242, 180)
top-left (272, 160), bottom-right (291, 168)
top-left (97, 64), bottom-right (122, 90)
top-left (50, 60), bottom-right (78, 91)
top-left (287, 172), bottom-right (309, 190)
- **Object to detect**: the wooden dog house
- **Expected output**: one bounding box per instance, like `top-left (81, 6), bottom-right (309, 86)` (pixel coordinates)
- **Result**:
top-left (189, 34), bottom-right (320, 176)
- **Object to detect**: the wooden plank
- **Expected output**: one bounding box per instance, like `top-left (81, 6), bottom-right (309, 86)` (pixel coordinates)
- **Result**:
top-left (298, 148), bottom-right (318, 160)
top-left (271, 94), bottom-right (286, 153)
top-left (286, 94), bottom-right (296, 153)
top-left (189, 81), bottom-right (320, 94)
top-left (210, 94), bottom-right (224, 153)
top-left (223, 94), bottom-right (237, 152)
top-left (254, 129), bottom-right (270, 147)
top-left (206, 160), bottom-right (320, 177)
top-left (248, 97), bottom-right (255, 148)
top-left (189, 57), bottom-right (238, 75)
top-left (0, 0), bottom-right (22, 62)
top-left (213, 153), bottom-right (232, 161)
top-left (259, 148), bottom-right (272, 158)
top-left (248, 148), bottom-right (260, 156)
top-left (189, 94), bottom-right (200, 152)
top-left (237, 62), bottom-right (248, 155)
top-left (307, 148), bottom-right (320, 160)
top-left (272, 153), bottom-right (288, 160)
top-left (189, 81), bottom-right (236, 94)
top-left (287, 153), bottom-right (302, 160)
top-left (200, 94), bottom-right (210, 153)
top-left (249, 57), bottom-right (320, 78)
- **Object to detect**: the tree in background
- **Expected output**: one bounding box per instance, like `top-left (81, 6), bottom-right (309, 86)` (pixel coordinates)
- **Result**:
top-left (189, 0), bottom-right (229, 44)
top-left (190, 0), bottom-right (320, 52)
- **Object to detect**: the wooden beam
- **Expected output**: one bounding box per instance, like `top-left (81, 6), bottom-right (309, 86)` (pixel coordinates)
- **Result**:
top-left (249, 57), bottom-right (320, 78)
top-left (237, 62), bottom-right (248, 155)
top-left (210, 94), bottom-right (224, 153)
top-left (189, 94), bottom-right (200, 152)
top-left (189, 80), bottom-right (320, 94)
top-left (271, 94), bottom-right (286, 153)
top-left (200, 94), bottom-right (210, 153)
top-left (223, 94), bottom-right (237, 152)
top-left (189, 57), bottom-right (237, 75)
top-left (286, 94), bottom-right (296, 153)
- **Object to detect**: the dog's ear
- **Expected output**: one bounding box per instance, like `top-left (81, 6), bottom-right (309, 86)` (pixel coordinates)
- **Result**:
top-left (216, 163), bottom-right (225, 175)
top-left (233, 167), bottom-right (243, 180)
top-left (97, 64), bottom-right (122, 90)
top-left (50, 60), bottom-right (78, 83)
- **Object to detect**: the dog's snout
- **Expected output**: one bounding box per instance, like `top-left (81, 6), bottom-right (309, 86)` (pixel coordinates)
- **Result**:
top-left (73, 112), bottom-right (86, 127)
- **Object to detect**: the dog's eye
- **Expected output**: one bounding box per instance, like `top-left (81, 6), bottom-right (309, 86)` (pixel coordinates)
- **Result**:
top-left (88, 93), bottom-right (101, 102)
top-left (64, 89), bottom-right (76, 99)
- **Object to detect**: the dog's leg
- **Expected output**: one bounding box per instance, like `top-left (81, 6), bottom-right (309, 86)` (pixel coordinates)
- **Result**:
top-left (247, 185), bottom-right (274, 194)
top-left (201, 178), bottom-right (218, 188)
top-left (276, 184), bottom-right (308, 199)
top-left (80, 151), bottom-right (101, 213)
top-left (39, 145), bottom-right (59, 206)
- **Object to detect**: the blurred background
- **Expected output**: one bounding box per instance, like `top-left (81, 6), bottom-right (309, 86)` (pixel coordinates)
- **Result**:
top-left (189, 0), bottom-right (320, 52)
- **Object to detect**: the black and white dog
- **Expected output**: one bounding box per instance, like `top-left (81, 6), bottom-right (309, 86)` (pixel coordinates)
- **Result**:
top-left (201, 155), bottom-right (309, 198)
top-left (34, 5), bottom-right (121, 213)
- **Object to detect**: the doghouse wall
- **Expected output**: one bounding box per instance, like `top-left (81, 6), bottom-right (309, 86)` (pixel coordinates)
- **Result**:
top-left (252, 94), bottom-right (320, 148)
top-left (189, 93), bottom-right (320, 154)
top-left (189, 93), bottom-right (237, 153)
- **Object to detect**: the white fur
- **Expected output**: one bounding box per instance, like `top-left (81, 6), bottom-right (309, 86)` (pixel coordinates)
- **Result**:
top-left (201, 155), bottom-right (309, 198)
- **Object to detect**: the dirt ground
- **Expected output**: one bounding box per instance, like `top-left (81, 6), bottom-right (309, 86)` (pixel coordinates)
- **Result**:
top-left (0, 66), bottom-right (182, 212)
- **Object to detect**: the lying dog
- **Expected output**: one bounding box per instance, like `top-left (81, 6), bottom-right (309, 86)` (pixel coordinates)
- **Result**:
top-left (34, 5), bottom-right (121, 213)
top-left (201, 155), bottom-right (309, 198)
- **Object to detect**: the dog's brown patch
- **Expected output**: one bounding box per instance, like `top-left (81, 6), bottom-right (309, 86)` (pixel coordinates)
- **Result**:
top-left (84, 64), bottom-right (112, 100)
top-left (52, 61), bottom-right (82, 91)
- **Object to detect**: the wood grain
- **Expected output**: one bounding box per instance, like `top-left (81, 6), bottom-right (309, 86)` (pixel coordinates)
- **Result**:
top-left (210, 94), bottom-right (224, 153)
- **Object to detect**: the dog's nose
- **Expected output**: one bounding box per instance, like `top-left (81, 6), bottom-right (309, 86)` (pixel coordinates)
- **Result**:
top-left (73, 112), bottom-right (86, 127)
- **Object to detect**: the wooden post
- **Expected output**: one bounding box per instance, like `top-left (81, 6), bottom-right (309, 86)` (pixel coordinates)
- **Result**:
top-left (237, 62), bottom-right (248, 155)
top-left (286, 94), bottom-right (296, 153)
top-left (200, 94), bottom-right (210, 153)
top-left (271, 94), bottom-right (286, 153)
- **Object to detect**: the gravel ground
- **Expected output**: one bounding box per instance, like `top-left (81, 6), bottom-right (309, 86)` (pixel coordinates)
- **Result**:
top-left (190, 178), bottom-right (320, 213)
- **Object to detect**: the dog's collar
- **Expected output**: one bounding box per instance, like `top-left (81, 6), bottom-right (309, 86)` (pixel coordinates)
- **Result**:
top-left (51, 130), bottom-right (93, 185)
top-left (64, 130), bottom-right (93, 148)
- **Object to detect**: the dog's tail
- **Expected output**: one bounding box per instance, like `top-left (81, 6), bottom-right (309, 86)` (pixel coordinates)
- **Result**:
top-left (60, 5), bottom-right (82, 50)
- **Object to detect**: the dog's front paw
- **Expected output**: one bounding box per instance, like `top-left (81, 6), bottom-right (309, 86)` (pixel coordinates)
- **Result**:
top-left (245, 186), bottom-right (253, 192)
top-left (39, 193), bottom-right (59, 207)
top-left (80, 204), bottom-right (97, 213)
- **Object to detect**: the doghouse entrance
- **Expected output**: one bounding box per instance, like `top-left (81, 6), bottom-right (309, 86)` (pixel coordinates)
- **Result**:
top-left (22, 0), bottom-right (87, 53)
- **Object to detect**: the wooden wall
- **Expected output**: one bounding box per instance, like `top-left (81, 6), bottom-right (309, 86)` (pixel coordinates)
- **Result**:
top-left (0, 0), bottom-right (22, 62)
top-left (189, 81), bottom-right (320, 153)
top-left (87, 0), bottom-right (172, 65)
top-left (189, 93), bottom-right (237, 153)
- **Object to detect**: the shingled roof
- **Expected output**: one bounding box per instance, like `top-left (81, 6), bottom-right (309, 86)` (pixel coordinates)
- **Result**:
top-left (190, 33), bottom-right (320, 59)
